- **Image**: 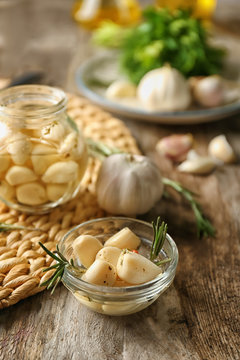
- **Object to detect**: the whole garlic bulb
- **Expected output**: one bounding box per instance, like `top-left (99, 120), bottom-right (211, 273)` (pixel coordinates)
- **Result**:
top-left (190, 75), bottom-right (225, 108)
top-left (137, 65), bottom-right (191, 111)
top-left (96, 154), bottom-right (163, 216)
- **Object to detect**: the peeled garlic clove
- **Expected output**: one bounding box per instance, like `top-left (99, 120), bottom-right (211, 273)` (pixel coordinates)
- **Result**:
top-left (113, 279), bottom-right (132, 287)
top-left (31, 144), bottom-right (59, 175)
top-left (81, 259), bottom-right (116, 286)
top-left (186, 149), bottom-right (200, 160)
top-left (16, 182), bottom-right (47, 205)
top-left (156, 134), bottom-right (193, 162)
top-left (73, 293), bottom-right (102, 312)
top-left (191, 75), bottom-right (225, 107)
top-left (137, 65), bottom-right (191, 111)
top-left (0, 154), bottom-right (10, 173)
top-left (208, 135), bottom-right (236, 164)
top-left (42, 160), bottom-right (78, 183)
top-left (46, 183), bottom-right (68, 202)
top-left (0, 180), bottom-right (15, 201)
top-left (117, 251), bottom-right (161, 284)
top-left (96, 246), bottom-right (121, 267)
top-left (73, 235), bottom-right (103, 268)
top-left (7, 133), bottom-right (32, 165)
top-left (178, 156), bottom-right (216, 175)
top-left (59, 132), bottom-right (84, 158)
top-left (5, 166), bottom-right (37, 186)
top-left (104, 227), bottom-right (141, 250)
top-left (41, 121), bottom-right (66, 141)
top-left (106, 80), bottom-right (137, 100)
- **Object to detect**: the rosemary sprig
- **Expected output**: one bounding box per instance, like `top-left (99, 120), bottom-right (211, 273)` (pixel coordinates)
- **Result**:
top-left (39, 242), bottom-right (85, 294)
top-left (162, 178), bottom-right (215, 238)
top-left (0, 222), bottom-right (42, 232)
top-left (150, 216), bottom-right (171, 266)
top-left (86, 138), bottom-right (122, 160)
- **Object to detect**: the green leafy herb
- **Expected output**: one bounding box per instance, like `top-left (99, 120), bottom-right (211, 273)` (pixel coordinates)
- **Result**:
top-left (162, 177), bottom-right (215, 238)
top-left (93, 7), bottom-right (225, 84)
top-left (150, 217), bottom-right (170, 266)
top-left (39, 242), bottom-right (85, 294)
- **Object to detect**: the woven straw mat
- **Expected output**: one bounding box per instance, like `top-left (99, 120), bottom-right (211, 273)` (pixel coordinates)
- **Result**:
top-left (0, 94), bottom-right (140, 309)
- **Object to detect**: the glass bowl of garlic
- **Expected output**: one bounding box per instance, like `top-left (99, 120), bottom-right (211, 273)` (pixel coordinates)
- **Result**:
top-left (0, 85), bottom-right (88, 213)
top-left (59, 217), bottom-right (178, 316)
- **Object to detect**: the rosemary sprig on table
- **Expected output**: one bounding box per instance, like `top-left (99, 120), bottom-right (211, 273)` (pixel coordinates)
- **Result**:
top-left (86, 138), bottom-right (215, 238)
top-left (0, 222), bottom-right (42, 232)
top-left (162, 178), bottom-right (215, 238)
top-left (39, 242), bottom-right (85, 294)
top-left (150, 217), bottom-right (171, 266)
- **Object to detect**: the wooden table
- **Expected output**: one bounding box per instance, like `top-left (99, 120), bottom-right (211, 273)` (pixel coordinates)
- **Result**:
top-left (0, 1), bottom-right (239, 359)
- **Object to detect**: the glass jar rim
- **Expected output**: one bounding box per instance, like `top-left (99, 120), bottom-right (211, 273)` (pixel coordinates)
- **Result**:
top-left (60, 217), bottom-right (179, 300)
top-left (0, 84), bottom-right (67, 121)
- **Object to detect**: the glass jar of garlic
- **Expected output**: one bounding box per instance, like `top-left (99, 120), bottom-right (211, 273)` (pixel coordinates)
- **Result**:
top-left (0, 85), bottom-right (88, 213)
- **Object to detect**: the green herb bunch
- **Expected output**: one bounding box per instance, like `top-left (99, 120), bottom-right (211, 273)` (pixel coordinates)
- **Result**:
top-left (93, 7), bottom-right (225, 84)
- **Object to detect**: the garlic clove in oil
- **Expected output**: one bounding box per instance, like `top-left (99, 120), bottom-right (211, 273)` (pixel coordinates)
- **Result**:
top-left (208, 135), bottom-right (237, 164)
top-left (156, 133), bottom-right (193, 162)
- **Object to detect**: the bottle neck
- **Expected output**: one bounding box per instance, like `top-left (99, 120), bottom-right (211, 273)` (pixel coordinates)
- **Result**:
top-left (0, 85), bottom-right (67, 129)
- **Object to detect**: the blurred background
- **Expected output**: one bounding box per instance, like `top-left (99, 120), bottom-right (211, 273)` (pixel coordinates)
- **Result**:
top-left (0, 0), bottom-right (239, 92)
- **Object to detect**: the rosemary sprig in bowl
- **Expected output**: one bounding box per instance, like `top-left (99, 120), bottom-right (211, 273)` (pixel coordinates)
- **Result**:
top-left (39, 242), bottom-right (85, 294)
top-left (150, 216), bottom-right (171, 266)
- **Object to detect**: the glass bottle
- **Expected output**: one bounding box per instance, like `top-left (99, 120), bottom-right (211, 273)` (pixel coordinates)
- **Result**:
top-left (155, 0), bottom-right (216, 20)
top-left (72, 0), bottom-right (141, 29)
top-left (0, 85), bottom-right (88, 213)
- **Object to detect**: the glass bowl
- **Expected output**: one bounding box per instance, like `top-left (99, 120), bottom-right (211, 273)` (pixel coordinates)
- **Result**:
top-left (59, 217), bottom-right (178, 316)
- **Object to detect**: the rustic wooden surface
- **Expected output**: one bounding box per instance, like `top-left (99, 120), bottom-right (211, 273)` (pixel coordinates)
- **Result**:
top-left (0, 1), bottom-right (240, 360)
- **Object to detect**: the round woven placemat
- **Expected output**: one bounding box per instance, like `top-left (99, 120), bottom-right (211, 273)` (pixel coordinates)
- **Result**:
top-left (0, 94), bottom-right (140, 309)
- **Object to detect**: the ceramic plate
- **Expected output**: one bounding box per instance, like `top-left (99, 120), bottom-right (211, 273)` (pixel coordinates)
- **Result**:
top-left (75, 53), bottom-right (240, 125)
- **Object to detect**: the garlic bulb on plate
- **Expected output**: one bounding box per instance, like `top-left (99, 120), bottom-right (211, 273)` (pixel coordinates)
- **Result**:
top-left (190, 75), bottom-right (225, 108)
top-left (96, 153), bottom-right (163, 216)
top-left (137, 65), bottom-right (191, 111)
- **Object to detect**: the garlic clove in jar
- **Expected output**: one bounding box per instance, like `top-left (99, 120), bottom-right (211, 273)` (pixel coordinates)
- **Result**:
top-left (190, 75), bottom-right (225, 108)
top-left (178, 156), bottom-right (216, 175)
top-left (41, 121), bottom-right (66, 141)
top-left (96, 153), bottom-right (163, 216)
top-left (73, 235), bottom-right (103, 268)
top-left (0, 180), bottom-right (15, 201)
top-left (117, 250), bottom-right (161, 285)
top-left (7, 133), bottom-right (32, 165)
top-left (46, 183), bottom-right (69, 202)
top-left (31, 144), bottom-right (59, 175)
top-left (42, 160), bottom-right (78, 183)
top-left (81, 259), bottom-right (116, 286)
top-left (137, 65), bottom-right (191, 111)
top-left (96, 246), bottom-right (122, 267)
top-left (208, 135), bottom-right (236, 163)
top-left (16, 182), bottom-right (47, 205)
top-left (105, 80), bottom-right (137, 100)
top-left (0, 154), bottom-right (10, 173)
top-left (6, 166), bottom-right (37, 186)
top-left (104, 227), bottom-right (140, 250)
top-left (59, 132), bottom-right (85, 158)
top-left (156, 134), bottom-right (193, 162)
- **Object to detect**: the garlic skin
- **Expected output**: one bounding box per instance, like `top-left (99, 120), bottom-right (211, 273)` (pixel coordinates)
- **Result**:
top-left (106, 80), bottom-right (137, 100)
top-left (96, 154), bottom-right (163, 216)
top-left (178, 156), bottom-right (216, 175)
top-left (190, 75), bottom-right (225, 107)
top-left (156, 134), bottom-right (193, 162)
top-left (137, 66), bottom-right (191, 111)
top-left (208, 135), bottom-right (236, 163)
